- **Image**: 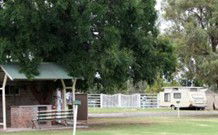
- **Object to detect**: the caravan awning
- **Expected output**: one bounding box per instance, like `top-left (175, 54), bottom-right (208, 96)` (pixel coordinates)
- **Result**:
top-left (1, 63), bottom-right (73, 80)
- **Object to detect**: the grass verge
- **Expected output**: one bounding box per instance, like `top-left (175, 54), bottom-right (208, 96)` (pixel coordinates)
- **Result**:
top-left (2, 116), bottom-right (218, 135)
top-left (88, 107), bottom-right (173, 114)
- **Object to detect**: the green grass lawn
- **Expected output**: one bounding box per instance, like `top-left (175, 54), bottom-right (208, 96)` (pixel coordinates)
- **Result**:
top-left (88, 107), bottom-right (173, 114)
top-left (2, 116), bottom-right (218, 135)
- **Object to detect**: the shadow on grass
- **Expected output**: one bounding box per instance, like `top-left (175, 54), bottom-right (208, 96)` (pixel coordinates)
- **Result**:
top-left (84, 117), bottom-right (158, 131)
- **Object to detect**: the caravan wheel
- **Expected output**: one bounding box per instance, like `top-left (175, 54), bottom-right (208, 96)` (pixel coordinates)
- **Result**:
top-left (170, 105), bottom-right (176, 110)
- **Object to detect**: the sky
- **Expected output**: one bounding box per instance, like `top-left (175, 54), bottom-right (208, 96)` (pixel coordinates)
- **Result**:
top-left (155, 0), bottom-right (170, 33)
top-left (155, 0), bottom-right (162, 13)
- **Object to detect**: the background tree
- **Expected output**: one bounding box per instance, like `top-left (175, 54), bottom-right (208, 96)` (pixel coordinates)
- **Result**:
top-left (163, 0), bottom-right (218, 89)
top-left (0, 0), bottom-right (176, 93)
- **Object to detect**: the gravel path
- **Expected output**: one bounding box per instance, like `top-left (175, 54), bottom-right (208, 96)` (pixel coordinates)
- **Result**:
top-left (89, 111), bottom-right (218, 118)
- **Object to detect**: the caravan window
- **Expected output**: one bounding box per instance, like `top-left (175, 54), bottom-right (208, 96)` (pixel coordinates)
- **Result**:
top-left (164, 93), bottom-right (171, 102)
top-left (172, 88), bottom-right (179, 91)
top-left (173, 93), bottom-right (181, 99)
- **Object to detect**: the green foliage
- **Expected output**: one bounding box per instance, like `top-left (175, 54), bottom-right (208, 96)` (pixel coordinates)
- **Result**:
top-left (0, 0), bottom-right (176, 92)
top-left (146, 75), bottom-right (164, 93)
top-left (126, 79), bottom-right (147, 94)
top-left (146, 74), bottom-right (180, 93)
top-left (200, 54), bottom-right (218, 86)
top-left (164, 0), bottom-right (218, 88)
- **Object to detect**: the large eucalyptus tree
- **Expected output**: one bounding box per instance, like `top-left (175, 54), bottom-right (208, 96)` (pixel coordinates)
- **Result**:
top-left (0, 0), bottom-right (175, 92)
top-left (164, 0), bottom-right (218, 88)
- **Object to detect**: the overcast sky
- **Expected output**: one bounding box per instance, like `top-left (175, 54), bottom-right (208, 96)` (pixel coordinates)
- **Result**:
top-left (155, 0), bottom-right (169, 33)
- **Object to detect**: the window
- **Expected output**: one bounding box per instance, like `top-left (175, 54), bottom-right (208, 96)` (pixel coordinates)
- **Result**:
top-left (172, 88), bottom-right (179, 91)
top-left (173, 93), bottom-right (181, 99)
top-left (0, 85), bottom-right (20, 96)
top-left (164, 93), bottom-right (171, 102)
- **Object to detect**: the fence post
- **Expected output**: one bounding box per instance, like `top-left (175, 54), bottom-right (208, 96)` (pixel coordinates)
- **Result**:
top-left (157, 93), bottom-right (160, 108)
top-left (138, 94), bottom-right (141, 108)
top-left (100, 94), bottom-right (103, 108)
top-left (118, 93), bottom-right (121, 107)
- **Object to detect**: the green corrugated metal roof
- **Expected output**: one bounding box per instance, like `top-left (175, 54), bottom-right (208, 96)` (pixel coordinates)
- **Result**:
top-left (1, 63), bottom-right (73, 80)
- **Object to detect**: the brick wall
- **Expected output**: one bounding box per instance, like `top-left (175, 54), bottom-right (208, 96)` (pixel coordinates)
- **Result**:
top-left (10, 105), bottom-right (52, 128)
top-left (0, 83), bottom-right (40, 127)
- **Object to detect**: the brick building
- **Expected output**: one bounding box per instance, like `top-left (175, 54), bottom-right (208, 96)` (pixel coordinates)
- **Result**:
top-left (0, 63), bottom-right (87, 130)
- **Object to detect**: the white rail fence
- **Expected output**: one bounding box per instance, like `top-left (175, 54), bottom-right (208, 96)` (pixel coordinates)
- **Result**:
top-left (88, 93), bottom-right (159, 108)
top-left (88, 94), bottom-right (101, 107)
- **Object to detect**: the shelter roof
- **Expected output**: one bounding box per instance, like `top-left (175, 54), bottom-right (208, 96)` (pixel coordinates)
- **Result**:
top-left (1, 63), bottom-right (73, 80)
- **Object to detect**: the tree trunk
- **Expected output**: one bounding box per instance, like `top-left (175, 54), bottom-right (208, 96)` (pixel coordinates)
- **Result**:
top-left (216, 80), bottom-right (218, 90)
top-left (211, 36), bottom-right (217, 52)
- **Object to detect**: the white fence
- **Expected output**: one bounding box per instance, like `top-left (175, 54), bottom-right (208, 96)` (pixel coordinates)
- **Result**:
top-left (140, 94), bottom-right (158, 108)
top-left (88, 93), bottom-right (159, 108)
top-left (88, 94), bottom-right (101, 107)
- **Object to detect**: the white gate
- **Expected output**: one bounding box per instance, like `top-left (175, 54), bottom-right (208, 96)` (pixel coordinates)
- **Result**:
top-left (120, 94), bottom-right (141, 108)
top-left (88, 94), bottom-right (101, 107)
top-left (140, 94), bottom-right (158, 108)
top-left (88, 93), bottom-right (159, 108)
top-left (102, 94), bottom-right (119, 108)
top-left (101, 94), bottom-right (141, 108)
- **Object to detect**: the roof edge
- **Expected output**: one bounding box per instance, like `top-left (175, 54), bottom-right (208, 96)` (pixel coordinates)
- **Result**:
top-left (1, 66), bottom-right (14, 80)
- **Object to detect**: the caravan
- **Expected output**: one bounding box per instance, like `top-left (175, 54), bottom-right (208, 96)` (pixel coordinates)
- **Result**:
top-left (158, 87), bottom-right (207, 109)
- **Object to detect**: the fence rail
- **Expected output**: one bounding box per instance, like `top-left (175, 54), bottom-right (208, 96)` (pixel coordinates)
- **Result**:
top-left (88, 94), bottom-right (101, 107)
top-left (88, 93), bottom-right (159, 108)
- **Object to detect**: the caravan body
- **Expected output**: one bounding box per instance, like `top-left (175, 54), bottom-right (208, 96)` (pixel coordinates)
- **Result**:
top-left (158, 87), bottom-right (207, 109)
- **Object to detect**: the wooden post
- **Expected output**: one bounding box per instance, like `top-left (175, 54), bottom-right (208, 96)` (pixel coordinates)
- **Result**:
top-left (157, 93), bottom-right (160, 108)
top-left (2, 75), bottom-right (7, 130)
top-left (72, 79), bottom-right (77, 135)
top-left (73, 104), bottom-right (78, 135)
top-left (100, 94), bottom-right (103, 108)
top-left (61, 79), bottom-right (67, 111)
top-left (72, 79), bottom-right (77, 101)
top-left (176, 101), bottom-right (180, 118)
